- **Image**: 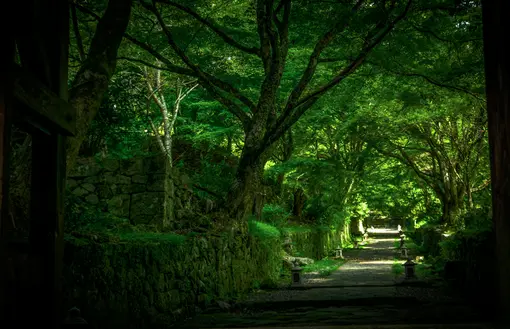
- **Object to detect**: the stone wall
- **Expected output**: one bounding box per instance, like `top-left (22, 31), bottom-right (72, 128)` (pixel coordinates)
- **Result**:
top-left (284, 224), bottom-right (352, 260)
top-left (408, 226), bottom-right (444, 256)
top-left (438, 230), bottom-right (495, 304)
top-left (67, 156), bottom-right (189, 228)
top-left (62, 231), bottom-right (281, 329)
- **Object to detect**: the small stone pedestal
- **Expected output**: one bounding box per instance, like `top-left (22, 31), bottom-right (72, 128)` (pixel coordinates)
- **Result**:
top-left (399, 235), bottom-right (405, 249)
top-left (401, 247), bottom-right (408, 258)
top-left (291, 265), bottom-right (304, 288)
top-left (62, 307), bottom-right (88, 327)
top-left (404, 259), bottom-right (416, 280)
top-left (335, 247), bottom-right (344, 259)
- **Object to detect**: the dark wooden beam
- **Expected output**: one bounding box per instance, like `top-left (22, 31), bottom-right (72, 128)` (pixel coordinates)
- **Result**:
top-left (10, 0), bottom-right (70, 327)
top-left (0, 22), bottom-right (15, 326)
top-left (12, 65), bottom-right (75, 136)
top-left (30, 132), bottom-right (66, 327)
top-left (482, 0), bottom-right (510, 324)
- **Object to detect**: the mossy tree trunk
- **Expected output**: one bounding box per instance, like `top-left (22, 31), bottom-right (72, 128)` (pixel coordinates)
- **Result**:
top-left (65, 0), bottom-right (133, 174)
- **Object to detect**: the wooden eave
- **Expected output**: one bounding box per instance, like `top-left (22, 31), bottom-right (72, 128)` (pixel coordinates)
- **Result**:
top-left (11, 65), bottom-right (75, 136)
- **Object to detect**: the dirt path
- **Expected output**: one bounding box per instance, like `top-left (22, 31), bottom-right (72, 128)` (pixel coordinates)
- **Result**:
top-left (176, 228), bottom-right (490, 329)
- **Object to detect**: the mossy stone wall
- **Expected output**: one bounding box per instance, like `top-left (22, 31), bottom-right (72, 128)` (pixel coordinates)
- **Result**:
top-left (62, 232), bottom-right (281, 329)
top-left (67, 156), bottom-right (193, 229)
top-left (285, 224), bottom-right (351, 259)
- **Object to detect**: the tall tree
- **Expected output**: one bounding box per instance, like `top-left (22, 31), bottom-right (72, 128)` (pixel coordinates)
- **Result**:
top-left (66, 0), bottom-right (133, 173)
top-left (127, 0), bottom-right (413, 223)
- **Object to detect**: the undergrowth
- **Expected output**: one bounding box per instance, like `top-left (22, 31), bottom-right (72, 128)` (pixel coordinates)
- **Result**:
top-left (302, 258), bottom-right (346, 277)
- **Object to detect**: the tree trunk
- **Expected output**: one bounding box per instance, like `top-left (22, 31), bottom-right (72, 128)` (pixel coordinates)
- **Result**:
top-left (275, 130), bottom-right (293, 196)
top-left (441, 197), bottom-right (463, 229)
top-left (292, 188), bottom-right (306, 218)
top-left (482, 0), bottom-right (510, 321)
top-left (225, 148), bottom-right (268, 224)
top-left (65, 0), bottom-right (133, 174)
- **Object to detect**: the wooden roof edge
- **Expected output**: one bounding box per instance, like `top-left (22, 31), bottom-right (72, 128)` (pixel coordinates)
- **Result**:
top-left (11, 64), bottom-right (75, 136)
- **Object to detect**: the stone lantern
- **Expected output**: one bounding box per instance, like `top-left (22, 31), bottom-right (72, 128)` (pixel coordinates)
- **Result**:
top-left (335, 246), bottom-right (344, 259)
top-left (401, 247), bottom-right (408, 258)
top-left (62, 307), bottom-right (88, 326)
top-left (399, 235), bottom-right (405, 249)
top-left (291, 261), bottom-right (304, 288)
top-left (404, 259), bottom-right (416, 279)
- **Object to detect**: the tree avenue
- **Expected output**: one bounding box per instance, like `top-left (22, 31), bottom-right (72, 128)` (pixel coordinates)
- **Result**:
top-left (59, 0), bottom-right (485, 230)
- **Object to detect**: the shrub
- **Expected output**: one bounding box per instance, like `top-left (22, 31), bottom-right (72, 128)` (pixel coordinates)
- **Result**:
top-left (261, 204), bottom-right (290, 227)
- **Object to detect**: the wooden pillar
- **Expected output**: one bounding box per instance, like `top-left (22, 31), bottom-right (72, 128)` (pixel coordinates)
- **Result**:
top-left (12, 0), bottom-right (69, 326)
top-left (482, 0), bottom-right (510, 323)
top-left (30, 133), bottom-right (66, 327)
top-left (0, 25), bottom-right (15, 326)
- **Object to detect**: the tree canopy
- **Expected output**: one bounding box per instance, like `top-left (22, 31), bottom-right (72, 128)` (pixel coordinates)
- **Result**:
top-left (66, 0), bottom-right (487, 231)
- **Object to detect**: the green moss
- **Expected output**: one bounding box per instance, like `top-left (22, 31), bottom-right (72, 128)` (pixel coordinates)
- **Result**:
top-left (118, 232), bottom-right (187, 245)
top-left (392, 259), bottom-right (405, 276)
top-left (64, 234), bottom-right (91, 246)
top-left (281, 225), bottom-right (313, 234)
top-left (302, 258), bottom-right (345, 277)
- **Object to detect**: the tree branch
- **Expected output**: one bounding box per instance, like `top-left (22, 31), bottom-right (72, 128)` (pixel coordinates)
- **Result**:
top-left (78, 2), bottom-right (256, 121)
top-left (193, 183), bottom-right (223, 199)
top-left (74, 2), bottom-right (100, 20)
top-left (256, 0), bottom-right (273, 74)
top-left (283, 0), bottom-right (365, 113)
top-left (394, 72), bottom-right (484, 100)
top-left (118, 55), bottom-right (194, 75)
top-left (141, 1), bottom-right (253, 127)
top-left (155, 0), bottom-right (261, 56)
top-left (71, 2), bottom-right (86, 61)
top-left (119, 54), bottom-right (257, 113)
top-left (373, 142), bottom-right (442, 196)
top-left (295, 0), bottom-right (413, 109)
top-left (471, 179), bottom-right (491, 193)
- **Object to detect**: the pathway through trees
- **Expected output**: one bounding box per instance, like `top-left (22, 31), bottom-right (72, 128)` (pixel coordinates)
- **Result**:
top-left (178, 229), bottom-right (493, 329)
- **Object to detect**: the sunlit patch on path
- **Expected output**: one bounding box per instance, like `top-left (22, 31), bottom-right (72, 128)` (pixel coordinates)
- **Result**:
top-left (306, 229), bottom-right (398, 287)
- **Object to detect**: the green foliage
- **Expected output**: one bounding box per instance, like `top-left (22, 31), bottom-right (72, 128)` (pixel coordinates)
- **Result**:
top-left (302, 258), bottom-right (345, 277)
top-left (191, 159), bottom-right (235, 199)
top-left (117, 232), bottom-right (187, 245)
top-left (248, 220), bottom-right (281, 240)
top-left (81, 70), bottom-right (153, 159)
top-left (75, 0), bottom-right (488, 238)
top-left (392, 260), bottom-right (405, 276)
top-left (439, 229), bottom-right (492, 261)
top-left (280, 225), bottom-right (313, 234)
top-left (462, 208), bottom-right (492, 231)
top-left (261, 204), bottom-right (290, 227)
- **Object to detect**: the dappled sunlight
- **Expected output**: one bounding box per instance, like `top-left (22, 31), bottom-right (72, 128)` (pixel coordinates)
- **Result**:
top-left (305, 276), bottom-right (336, 284)
top-left (357, 261), bottom-right (394, 265)
top-left (367, 228), bottom-right (399, 234)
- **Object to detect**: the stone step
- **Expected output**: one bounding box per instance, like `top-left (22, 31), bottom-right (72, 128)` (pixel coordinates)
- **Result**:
top-left (205, 324), bottom-right (494, 329)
